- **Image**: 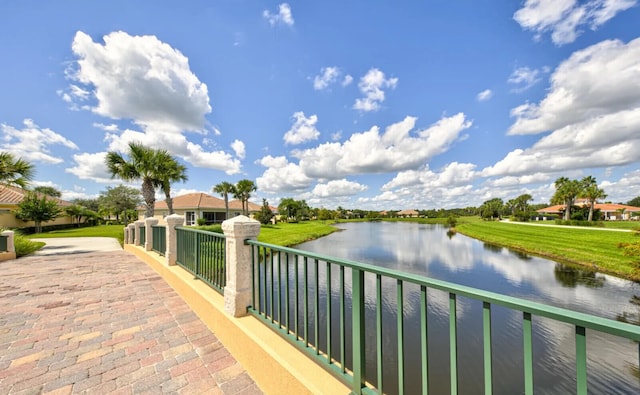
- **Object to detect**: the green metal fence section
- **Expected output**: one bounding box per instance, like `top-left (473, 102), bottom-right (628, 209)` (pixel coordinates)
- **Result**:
top-left (0, 235), bottom-right (7, 252)
top-left (139, 226), bottom-right (146, 246)
top-left (151, 225), bottom-right (166, 256)
top-left (245, 240), bottom-right (640, 395)
top-left (175, 227), bottom-right (226, 293)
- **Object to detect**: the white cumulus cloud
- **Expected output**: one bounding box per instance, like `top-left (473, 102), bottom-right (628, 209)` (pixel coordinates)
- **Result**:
top-left (514, 0), bottom-right (637, 45)
top-left (353, 68), bottom-right (398, 112)
top-left (508, 66), bottom-right (547, 92)
top-left (477, 89), bottom-right (493, 102)
top-left (296, 113), bottom-right (472, 178)
top-left (1, 119), bottom-right (78, 164)
top-left (256, 156), bottom-right (312, 193)
top-left (313, 66), bottom-right (340, 90)
top-left (283, 111), bottom-right (320, 145)
top-left (65, 152), bottom-right (113, 183)
top-left (66, 30), bottom-right (243, 175)
top-left (263, 3), bottom-right (295, 26)
top-left (312, 179), bottom-right (368, 197)
top-left (508, 37), bottom-right (640, 136)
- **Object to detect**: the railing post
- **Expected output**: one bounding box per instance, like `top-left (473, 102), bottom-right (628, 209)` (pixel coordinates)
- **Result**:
top-left (144, 218), bottom-right (158, 251)
top-left (352, 268), bottom-right (366, 394)
top-left (165, 214), bottom-right (184, 266)
top-left (222, 215), bottom-right (260, 317)
top-left (1, 231), bottom-right (16, 260)
top-left (127, 223), bottom-right (135, 244)
top-left (133, 220), bottom-right (144, 246)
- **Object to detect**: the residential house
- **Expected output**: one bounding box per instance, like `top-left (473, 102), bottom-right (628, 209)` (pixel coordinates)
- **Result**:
top-left (397, 209), bottom-right (419, 218)
top-left (536, 202), bottom-right (640, 220)
top-left (138, 192), bottom-right (262, 225)
top-left (0, 185), bottom-right (74, 229)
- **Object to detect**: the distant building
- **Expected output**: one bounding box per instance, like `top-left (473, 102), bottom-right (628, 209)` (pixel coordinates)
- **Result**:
top-left (397, 209), bottom-right (419, 218)
top-left (137, 192), bottom-right (263, 225)
top-left (0, 185), bottom-right (74, 229)
top-left (536, 202), bottom-right (640, 220)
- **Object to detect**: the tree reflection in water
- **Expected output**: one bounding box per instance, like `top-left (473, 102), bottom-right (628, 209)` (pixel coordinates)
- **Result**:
top-left (554, 263), bottom-right (606, 288)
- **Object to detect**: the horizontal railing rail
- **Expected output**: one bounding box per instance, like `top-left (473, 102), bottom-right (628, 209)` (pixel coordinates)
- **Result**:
top-left (151, 225), bottom-right (166, 256)
top-left (175, 227), bottom-right (226, 293)
top-left (246, 239), bottom-right (640, 395)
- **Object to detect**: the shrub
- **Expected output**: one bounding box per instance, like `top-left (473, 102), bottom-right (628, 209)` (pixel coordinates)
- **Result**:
top-left (195, 224), bottom-right (223, 233)
top-left (554, 219), bottom-right (604, 227)
top-left (196, 218), bottom-right (207, 226)
top-left (14, 233), bottom-right (45, 257)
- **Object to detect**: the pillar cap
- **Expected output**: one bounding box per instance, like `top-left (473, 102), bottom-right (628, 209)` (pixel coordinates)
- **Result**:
top-left (222, 215), bottom-right (260, 236)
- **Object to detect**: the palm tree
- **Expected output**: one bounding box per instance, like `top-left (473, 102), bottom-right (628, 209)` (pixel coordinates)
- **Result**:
top-left (551, 177), bottom-right (582, 221)
top-left (234, 179), bottom-right (256, 216)
top-left (580, 176), bottom-right (607, 222)
top-left (0, 152), bottom-right (34, 188)
top-left (154, 151), bottom-right (188, 215)
top-left (213, 181), bottom-right (236, 220)
top-left (106, 142), bottom-right (167, 218)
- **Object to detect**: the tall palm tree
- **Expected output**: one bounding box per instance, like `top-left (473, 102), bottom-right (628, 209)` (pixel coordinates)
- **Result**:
top-left (234, 179), bottom-right (256, 216)
top-left (580, 176), bottom-right (607, 222)
top-left (154, 151), bottom-right (188, 215)
top-left (551, 177), bottom-right (582, 221)
top-left (0, 152), bottom-right (34, 188)
top-left (106, 142), bottom-right (167, 218)
top-left (213, 181), bottom-right (236, 220)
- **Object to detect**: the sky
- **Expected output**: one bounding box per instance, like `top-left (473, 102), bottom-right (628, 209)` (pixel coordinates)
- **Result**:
top-left (1, 1), bottom-right (640, 211)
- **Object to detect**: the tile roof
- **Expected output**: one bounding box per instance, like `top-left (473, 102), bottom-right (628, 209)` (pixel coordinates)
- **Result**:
top-left (0, 185), bottom-right (72, 206)
top-left (149, 192), bottom-right (262, 211)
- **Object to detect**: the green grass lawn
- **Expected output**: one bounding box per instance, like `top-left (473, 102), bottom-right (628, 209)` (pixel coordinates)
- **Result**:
top-left (598, 221), bottom-right (640, 230)
top-left (257, 221), bottom-right (339, 246)
top-left (456, 221), bottom-right (640, 281)
top-left (25, 225), bottom-right (125, 245)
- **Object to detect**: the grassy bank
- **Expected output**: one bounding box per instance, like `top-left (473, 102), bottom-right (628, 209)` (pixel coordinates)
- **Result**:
top-left (258, 221), bottom-right (339, 246)
top-left (456, 221), bottom-right (640, 281)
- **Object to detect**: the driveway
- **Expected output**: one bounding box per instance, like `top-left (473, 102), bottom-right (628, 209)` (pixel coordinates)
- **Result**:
top-left (29, 237), bottom-right (123, 256)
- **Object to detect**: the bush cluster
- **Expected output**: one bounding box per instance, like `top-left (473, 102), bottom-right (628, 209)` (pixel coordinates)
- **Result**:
top-left (554, 219), bottom-right (604, 227)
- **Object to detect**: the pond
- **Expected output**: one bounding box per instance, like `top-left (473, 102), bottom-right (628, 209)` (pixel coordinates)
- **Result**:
top-left (294, 221), bottom-right (640, 394)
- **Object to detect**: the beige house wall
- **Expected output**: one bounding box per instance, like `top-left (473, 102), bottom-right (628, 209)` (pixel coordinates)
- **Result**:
top-left (138, 208), bottom-right (245, 225)
top-left (0, 206), bottom-right (74, 230)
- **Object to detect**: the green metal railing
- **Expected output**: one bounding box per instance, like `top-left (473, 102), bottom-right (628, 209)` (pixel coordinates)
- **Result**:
top-left (0, 235), bottom-right (7, 252)
top-left (246, 240), bottom-right (640, 395)
top-left (151, 225), bottom-right (166, 256)
top-left (139, 226), bottom-right (146, 246)
top-left (175, 227), bottom-right (226, 293)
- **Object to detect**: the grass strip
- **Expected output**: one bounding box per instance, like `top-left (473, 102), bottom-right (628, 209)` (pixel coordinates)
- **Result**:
top-left (25, 224), bottom-right (125, 245)
top-left (456, 221), bottom-right (640, 281)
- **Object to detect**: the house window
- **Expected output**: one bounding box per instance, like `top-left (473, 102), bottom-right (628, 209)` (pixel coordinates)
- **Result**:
top-left (203, 212), bottom-right (226, 224)
top-left (185, 211), bottom-right (196, 226)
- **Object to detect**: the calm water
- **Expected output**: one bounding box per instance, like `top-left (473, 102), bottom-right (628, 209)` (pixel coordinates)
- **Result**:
top-left (294, 222), bottom-right (640, 394)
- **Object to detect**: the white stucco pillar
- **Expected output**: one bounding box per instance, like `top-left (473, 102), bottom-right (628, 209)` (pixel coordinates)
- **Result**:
top-left (2, 230), bottom-right (15, 253)
top-left (165, 214), bottom-right (184, 266)
top-left (133, 220), bottom-right (144, 246)
top-left (127, 223), bottom-right (135, 244)
top-left (123, 226), bottom-right (129, 245)
top-left (222, 215), bottom-right (261, 317)
top-left (144, 217), bottom-right (159, 251)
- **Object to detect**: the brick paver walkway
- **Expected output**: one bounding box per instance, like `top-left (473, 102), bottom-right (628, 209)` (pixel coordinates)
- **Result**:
top-left (0, 250), bottom-right (263, 395)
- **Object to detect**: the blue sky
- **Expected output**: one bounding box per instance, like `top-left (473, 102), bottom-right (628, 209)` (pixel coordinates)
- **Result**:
top-left (1, 1), bottom-right (640, 210)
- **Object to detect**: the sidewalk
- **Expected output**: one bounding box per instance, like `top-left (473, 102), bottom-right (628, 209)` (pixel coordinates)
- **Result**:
top-left (0, 248), bottom-right (263, 394)
top-left (500, 219), bottom-right (633, 232)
